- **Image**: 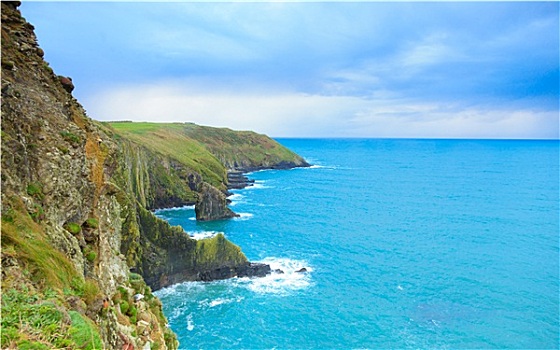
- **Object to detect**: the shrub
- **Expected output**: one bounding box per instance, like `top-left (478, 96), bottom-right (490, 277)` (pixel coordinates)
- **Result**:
top-left (82, 279), bottom-right (100, 305)
top-left (29, 204), bottom-right (44, 222)
top-left (1, 203), bottom-right (81, 291)
top-left (117, 286), bottom-right (129, 301)
top-left (85, 251), bottom-right (96, 263)
top-left (26, 183), bottom-right (44, 200)
top-left (1, 289), bottom-right (64, 347)
top-left (129, 272), bottom-right (142, 282)
top-left (2, 207), bottom-right (15, 223)
top-left (83, 218), bottom-right (99, 229)
top-left (68, 311), bottom-right (103, 350)
top-left (59, 131), bottom-right (80, 144)
top-left (64, 222), bottom-right (81, 235)
top-left (119, 300), bottom-right (129, 315)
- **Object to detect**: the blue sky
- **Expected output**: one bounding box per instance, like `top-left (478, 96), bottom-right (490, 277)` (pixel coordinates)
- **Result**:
top-left (21, 1), bottom-right (559, 138)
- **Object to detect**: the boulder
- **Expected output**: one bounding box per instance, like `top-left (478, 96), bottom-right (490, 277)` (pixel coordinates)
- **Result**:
top-left (58, 76), bottom-right (74, 93)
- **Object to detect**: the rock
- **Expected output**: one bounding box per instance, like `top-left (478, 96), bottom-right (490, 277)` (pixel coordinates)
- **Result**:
top-left (273, 269), bottom-right (285, 274)
top-left (195, 182), bottom-right (237, 221)
top-left (236, 263), bottom-right (272, 278)
top-left (227, 171), bottom-right (255, 190)
top-left (295, 267), bottom-right (308, 273)
top-left (198, 266), bottom-right (236, 281)
top-left (58, 76), bottom-right (74, 93)
top-left (196, 262), bottom-right (272, 282)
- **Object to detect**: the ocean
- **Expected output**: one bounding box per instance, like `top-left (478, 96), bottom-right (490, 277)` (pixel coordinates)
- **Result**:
top-left (154, 139), bottom-right (559, 349)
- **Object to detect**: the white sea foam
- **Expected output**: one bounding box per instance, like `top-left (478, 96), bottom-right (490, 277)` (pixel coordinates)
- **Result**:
top-left (186, 231), bottom-right (223, 240)
top-left (227, 193), bottom-right (245, 206)
top-left (199, 297), bottom-right (240, 308)
top-left (227, 193), bottom-right (244, 201)
top-left (307, 164), bottom-right (339, 170)
top-left (153, 205), bottom-right (195, 214)
top-left (242, 257), bottom-right (312, 295)
top-left (234, 213), bottom-right (253, 221)
top-left (154, 280), bottom-right (205, 299)
top-left (186, 314), bottom-right (194, 331)
top-left (243, 180), bottom-right (272, 190)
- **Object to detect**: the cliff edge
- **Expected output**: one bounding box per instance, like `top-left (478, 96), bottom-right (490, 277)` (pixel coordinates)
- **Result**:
top-left (1, 3), bottom-right (306, 349)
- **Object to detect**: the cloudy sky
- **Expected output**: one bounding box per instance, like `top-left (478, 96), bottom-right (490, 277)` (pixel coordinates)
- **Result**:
top-left (21, 1), bottom-right (559, 138)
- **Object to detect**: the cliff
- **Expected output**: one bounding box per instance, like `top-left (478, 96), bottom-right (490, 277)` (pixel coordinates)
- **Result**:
top-left (109, 122), bottom-right (310, 174)
top-left (0, 3), bottom-right (306, 349)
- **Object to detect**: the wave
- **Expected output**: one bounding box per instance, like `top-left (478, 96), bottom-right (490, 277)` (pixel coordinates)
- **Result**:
top-left (234, 213), bottom-right (253, 221)
top-left (308, 164), bottom-right (338, 170)
top-left (186, 231), bottom-right (223, 240)
top-left (227, 193), bottom-right (244, 201)
top-left (227, 193), bottom-right (245, 206)
top-left (154, 280), bottom-right (206, 299)
top-left (153, 205), bottom-right (195, 214)
top-left (186, 314), bottom-right (195, 331)
top-left (243, 181), bottom-right (273, 190)
top-left (199, 296), bottom-right (244, 308)
top-left (242, 257), bottom-right (313, 295)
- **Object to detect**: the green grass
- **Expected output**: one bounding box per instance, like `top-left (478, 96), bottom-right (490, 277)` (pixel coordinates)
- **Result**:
top-left (195, 233), bottom-right (247, 269)
top-left (1, 288), bottom-right (102, 349)
top-left (85, 250), bottom-right (96, 262)
top-left (1, 200), bottom-right (82, 291)
top-left (59, 130), bottom-right (81, 144)
top-left (107, 122), bottom-right (307, 188)
top-left (64, 222), bottom-right (81, 235)
top-left (180, 123), bottom-right (307, 170)
top-left (68, 311), bottom-right (103, 350)
top-left (83, 218), bottom-right (99, 229)
top-left (26, 183), bottom-right (44, 200)
top-left (109, 122), bottom-right (226, 188)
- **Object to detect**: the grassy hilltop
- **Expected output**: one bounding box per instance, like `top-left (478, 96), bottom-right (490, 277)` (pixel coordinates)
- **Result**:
top-left (108, 122), bottom-right (309, 186)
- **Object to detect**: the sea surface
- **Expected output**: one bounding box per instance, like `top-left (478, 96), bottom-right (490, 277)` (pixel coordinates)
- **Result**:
top-left (155, 139), bottom-right (559, 349)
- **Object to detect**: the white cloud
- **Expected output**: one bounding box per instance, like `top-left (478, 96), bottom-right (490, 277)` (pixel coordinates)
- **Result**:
top-left (84, 80), bottom-right (558, 139)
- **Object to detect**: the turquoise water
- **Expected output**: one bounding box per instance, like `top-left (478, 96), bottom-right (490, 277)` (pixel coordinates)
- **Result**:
top-left (155, 139), bottom-right (559, 349)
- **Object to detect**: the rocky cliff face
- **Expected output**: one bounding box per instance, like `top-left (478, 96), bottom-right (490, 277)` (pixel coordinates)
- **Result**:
top-left (0, 3), bottom-right (277, 349)
top-left (1, 3), bottom-right (181, 348)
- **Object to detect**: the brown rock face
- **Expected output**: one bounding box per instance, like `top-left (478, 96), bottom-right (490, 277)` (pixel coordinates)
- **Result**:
top-left (195, 182), bottom-right (238, 221)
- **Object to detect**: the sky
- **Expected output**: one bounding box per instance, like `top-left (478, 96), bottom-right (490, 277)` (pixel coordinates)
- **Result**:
top-left (20, 1), bottom-right (559, 139)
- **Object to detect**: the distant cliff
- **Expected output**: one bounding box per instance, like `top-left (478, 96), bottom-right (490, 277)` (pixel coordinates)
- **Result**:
top-left (0, 3), bottom-right (307, 349)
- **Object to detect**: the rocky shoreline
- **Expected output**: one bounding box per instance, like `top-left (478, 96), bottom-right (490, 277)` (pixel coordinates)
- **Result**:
top-left (226, 161), bottom-right (310, 191)
top-left (227, 171), bottom-right (255, 190)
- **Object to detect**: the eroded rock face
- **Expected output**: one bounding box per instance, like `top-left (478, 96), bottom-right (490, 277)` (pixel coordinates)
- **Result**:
top-left (195, 182), bottom-right (238, 221)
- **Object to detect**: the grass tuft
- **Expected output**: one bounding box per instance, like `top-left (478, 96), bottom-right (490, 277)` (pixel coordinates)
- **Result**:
top-left (1, 200), bottom-right (81, 291)
top-left (83, 218), bottom-right (99, 229)
top-left (64, 222), bottom-right (81, 235)
top-left (68, 311), bottom-right (103, 350)
top-left (59, 130), bottom-right (81, 144)
top-left (26, 183), bottom-right (44, 200)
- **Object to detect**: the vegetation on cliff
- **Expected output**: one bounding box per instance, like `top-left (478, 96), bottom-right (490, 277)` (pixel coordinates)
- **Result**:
top-left (1, 2), bottom-right (308, 349)
top-left (109, 121), bottom-right (310, 176)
